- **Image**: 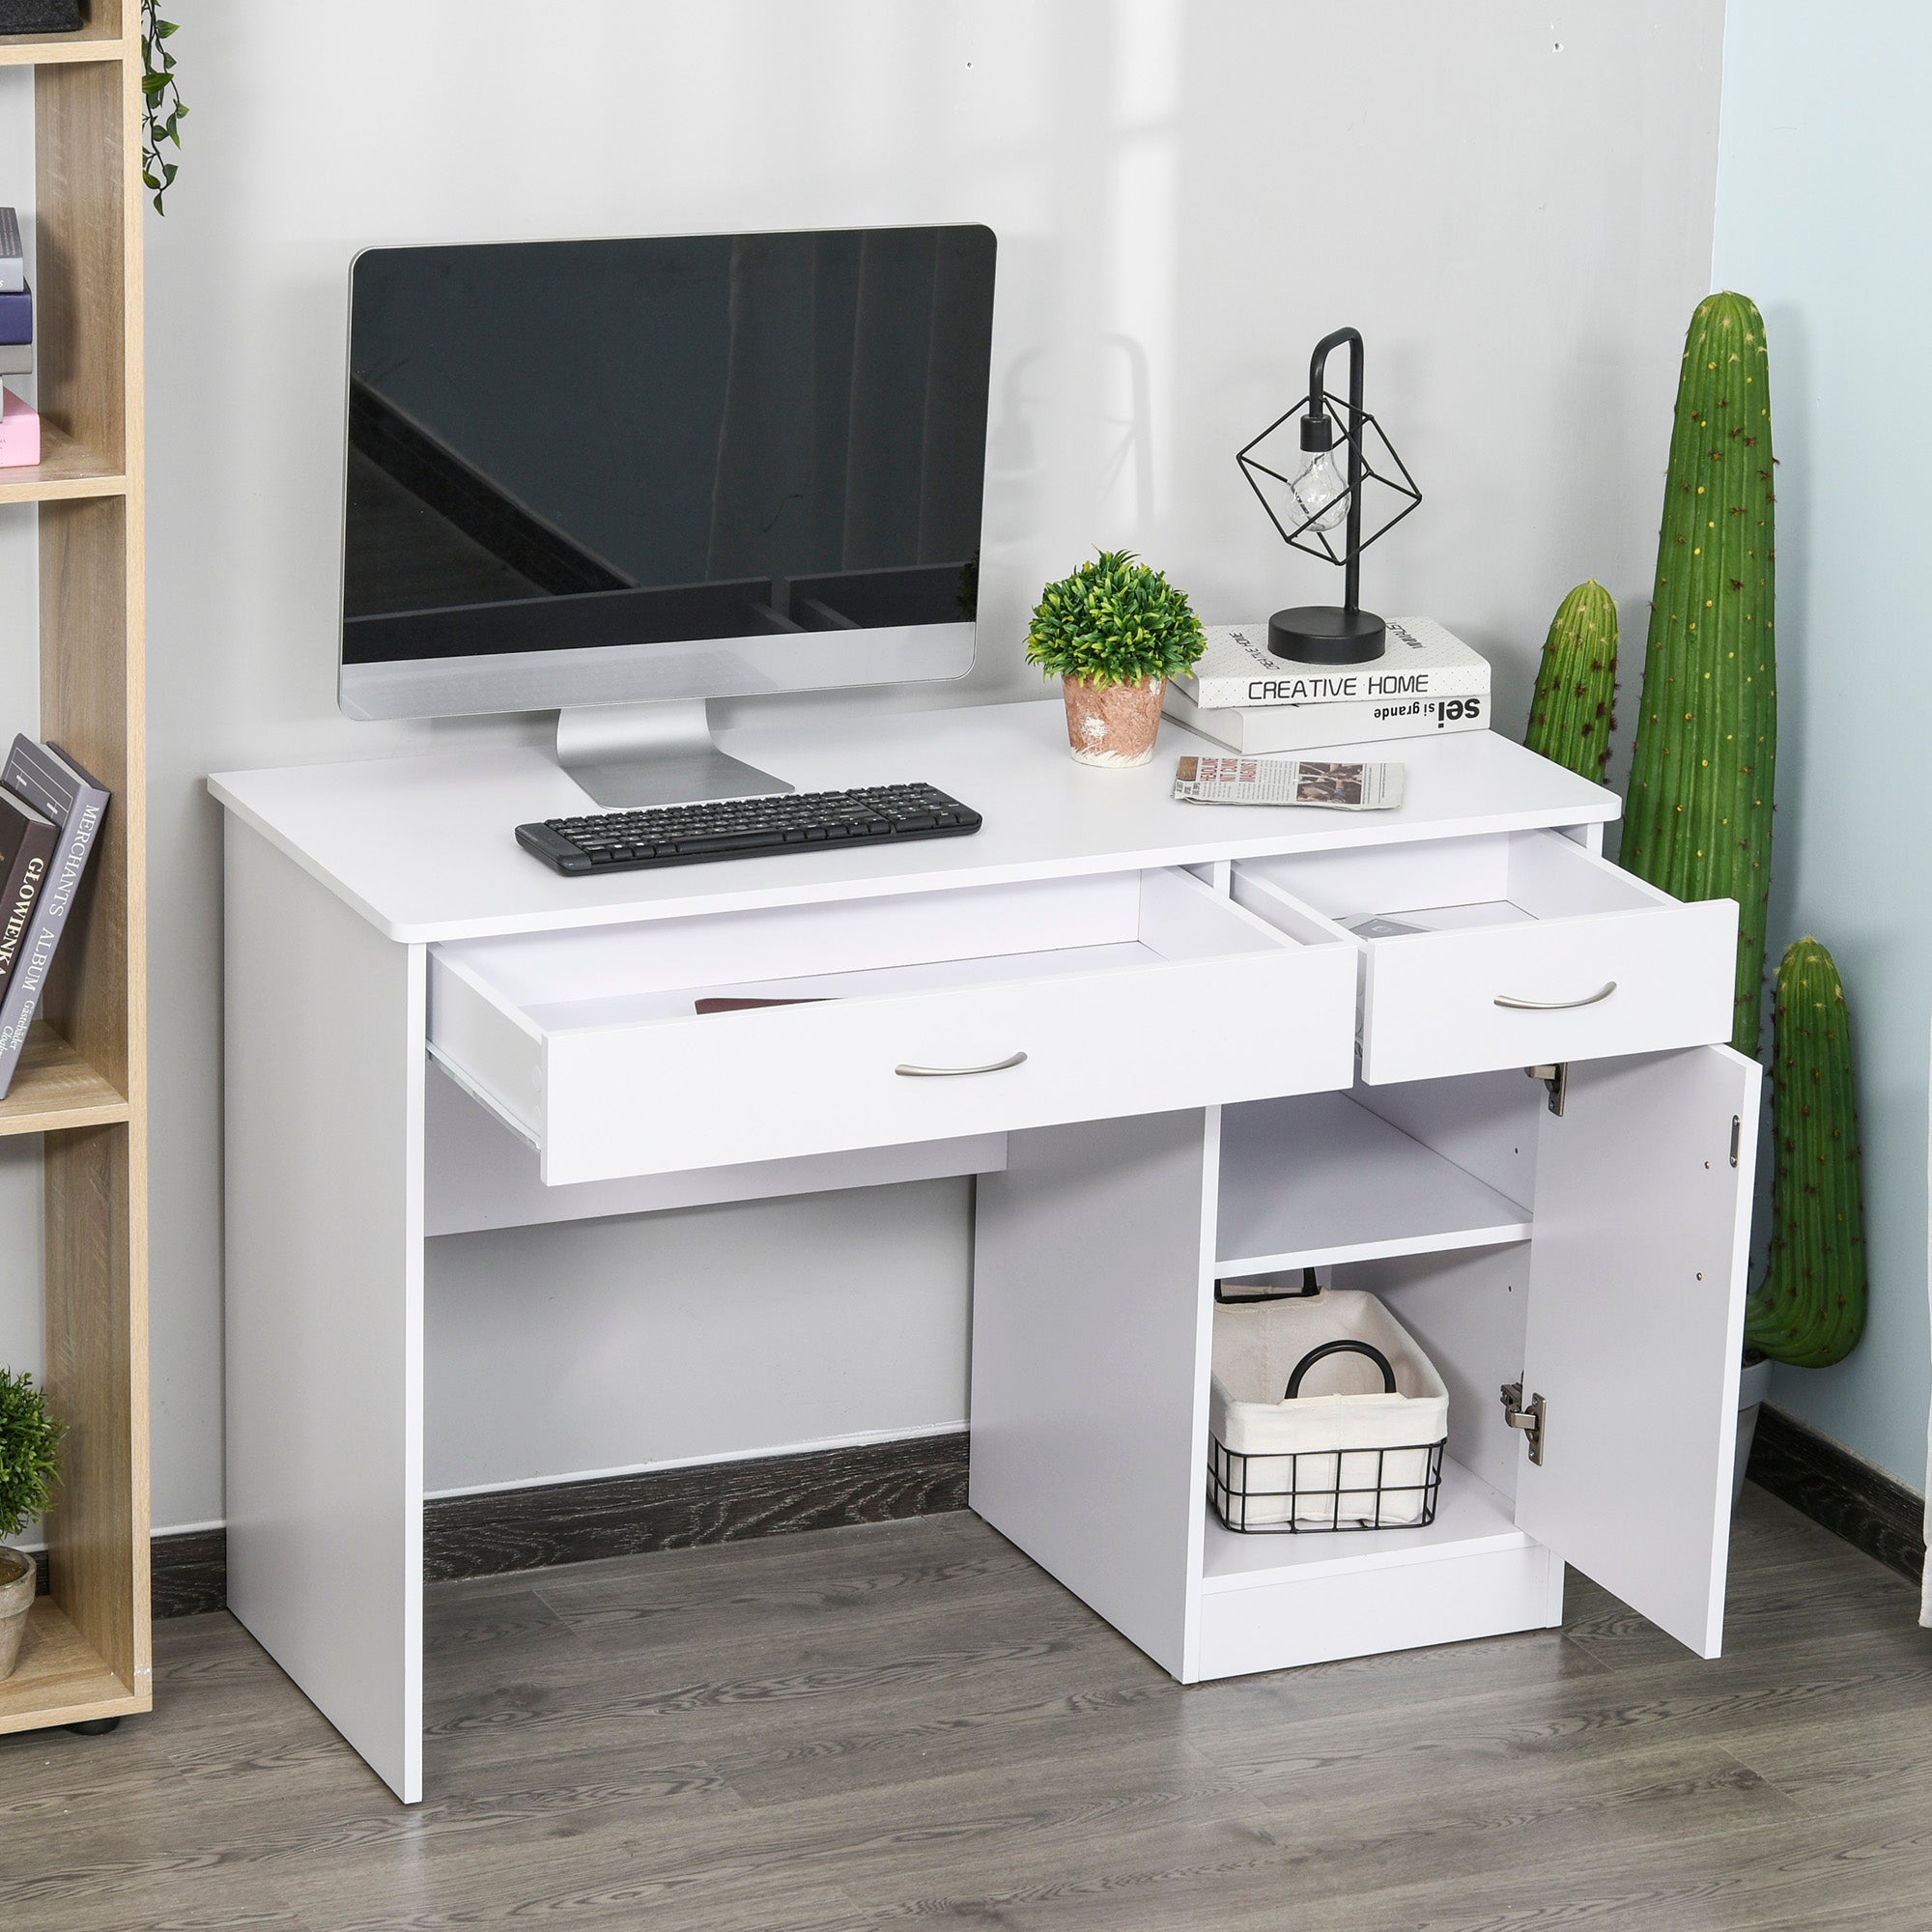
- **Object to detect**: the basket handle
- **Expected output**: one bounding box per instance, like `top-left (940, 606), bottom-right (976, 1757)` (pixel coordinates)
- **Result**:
top-left (1215, 1266), bottom-right (1321, 1306)
top-left (1284, 1338), bottom-right (1398, 1401)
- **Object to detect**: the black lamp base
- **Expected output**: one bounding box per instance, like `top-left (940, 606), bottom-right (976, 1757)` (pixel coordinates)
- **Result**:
top-left (1267, 605), bottom-right (1386, 665)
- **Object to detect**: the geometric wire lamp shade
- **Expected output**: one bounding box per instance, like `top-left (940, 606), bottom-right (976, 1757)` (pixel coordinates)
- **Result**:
top-left (1236, 397), bottom-right (1420, 566)
top-left (1236, 325), bottom-right (1421, 664)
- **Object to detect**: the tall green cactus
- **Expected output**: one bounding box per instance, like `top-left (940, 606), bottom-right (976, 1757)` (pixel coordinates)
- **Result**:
top-left (1525, 581), bottom-right (1618, 781)
top-left (1621, 292), bottom-right (1776, 1056)
top-left (1744, 938), bottom-right (1866, 1367)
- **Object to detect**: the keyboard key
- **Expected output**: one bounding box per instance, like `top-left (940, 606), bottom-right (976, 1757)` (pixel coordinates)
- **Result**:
top-left (671, 830), bottom-right (786, 856)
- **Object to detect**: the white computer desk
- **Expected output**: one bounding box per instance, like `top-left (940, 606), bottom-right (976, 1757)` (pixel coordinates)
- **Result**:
top-left (211, 699), bottom-right (1757, 1803)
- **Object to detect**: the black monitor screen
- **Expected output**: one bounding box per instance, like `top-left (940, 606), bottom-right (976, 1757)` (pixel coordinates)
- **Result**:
top-left (343, 225), bottom-right (996, 665)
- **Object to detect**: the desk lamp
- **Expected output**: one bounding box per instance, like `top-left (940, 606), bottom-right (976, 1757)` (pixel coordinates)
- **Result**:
top-left (1236, 326), bottom-right (1421, 665)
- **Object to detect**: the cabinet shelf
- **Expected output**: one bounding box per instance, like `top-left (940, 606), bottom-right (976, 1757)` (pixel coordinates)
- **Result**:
top-left (1216, 1091), bottom-right (1532, 1278)
top-left (1200, 1459), bottom-right (1528, 1589)
top-left (0, 20), bottom-right (125, 67)
top-left (0, 1596), bottom-right (144, 1734)
top-left (0, 1025), bottom-right (128, 1135)
top-left (0, 421), bottom-right (127, 504)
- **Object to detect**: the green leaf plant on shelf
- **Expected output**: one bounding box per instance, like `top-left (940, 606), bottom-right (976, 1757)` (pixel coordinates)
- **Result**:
top-left (141, 1), bottom-right (186, 215)
top-left (1026, 548), bottom-right (1207, 770)
top-left (1524, 580), bottom-right (1618, 782)
top-left (1744, 937), bottom-right (1867, 1369)
top-left (0, 1365), bottom-right (62, 1680)
top-left (1620, 291), bottom-right (1777, 1058)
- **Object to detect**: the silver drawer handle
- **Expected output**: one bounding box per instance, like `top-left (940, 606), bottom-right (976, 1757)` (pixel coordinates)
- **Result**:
top-left (895, 1050), bottom-right (1029, 1078)
top-left (1493, 981), bottom-right (1618, 1011)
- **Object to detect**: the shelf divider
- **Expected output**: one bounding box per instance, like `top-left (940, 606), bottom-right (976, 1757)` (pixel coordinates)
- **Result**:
top-left (0, 421), bottom-right (128, 504)
top-left (1216, 1090), bottom-right (1531, 1279)
top-left (0, 1025), bottom-right (128, 1135)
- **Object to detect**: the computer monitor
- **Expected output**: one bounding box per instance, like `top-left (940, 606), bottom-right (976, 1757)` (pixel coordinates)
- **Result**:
top-left (339, 224), bottom-right (997, 803)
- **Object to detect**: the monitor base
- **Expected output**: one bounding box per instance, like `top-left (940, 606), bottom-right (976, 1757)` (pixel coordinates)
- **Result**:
top-left (555, 699), bottom-right (794, 809)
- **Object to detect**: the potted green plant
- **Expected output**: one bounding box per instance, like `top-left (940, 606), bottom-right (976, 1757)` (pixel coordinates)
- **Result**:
top-left (1026, 549), bottom-right (1207, 767)
top-left (0, 1367), bottom-right (63, 1679)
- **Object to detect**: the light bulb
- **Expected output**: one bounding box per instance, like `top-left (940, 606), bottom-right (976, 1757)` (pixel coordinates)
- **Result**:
top-left (1289, 446), bottom-right (1349, 533)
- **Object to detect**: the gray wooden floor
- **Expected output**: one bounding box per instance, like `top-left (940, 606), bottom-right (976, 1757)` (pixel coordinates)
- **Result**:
top-left (3, 1484), bottom-right (1930, 1931)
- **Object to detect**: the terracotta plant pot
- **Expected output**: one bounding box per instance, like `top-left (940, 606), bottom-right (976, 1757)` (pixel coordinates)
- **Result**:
top-left (1061, 675), bottom-right (1165, 768)
top-left (0, 1545), bottom-right (33, 1680)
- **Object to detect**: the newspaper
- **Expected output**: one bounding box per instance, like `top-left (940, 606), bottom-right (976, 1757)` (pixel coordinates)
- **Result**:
top-left (1173, 754), bottom-right (1406, 810)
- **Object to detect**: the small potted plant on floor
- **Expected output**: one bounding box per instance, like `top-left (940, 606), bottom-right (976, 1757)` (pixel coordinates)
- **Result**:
top-left (1026, 549), bottom-right (1207, 767)
top-left (0, 1367), bottom-right (63, 1679)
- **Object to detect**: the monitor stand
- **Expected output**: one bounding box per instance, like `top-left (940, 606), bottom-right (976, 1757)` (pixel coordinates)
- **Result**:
top-left (555, 699), bottom-right (794, 809)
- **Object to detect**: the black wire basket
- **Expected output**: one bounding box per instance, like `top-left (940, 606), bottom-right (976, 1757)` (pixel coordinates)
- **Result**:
top-left (1208, 1288), bottom-right (1449, 1534)
top-left (1208, 1433), bottom-right (1445, 1534)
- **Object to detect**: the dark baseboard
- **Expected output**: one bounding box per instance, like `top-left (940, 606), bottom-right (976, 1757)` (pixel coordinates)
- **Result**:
top-left (31, 1527), bottom-right (229, 1618)
top-left (1747, 1403), bottom-right (1926, 1586)
top-left (153, 1528), bottom-right (229, 1618)
top-left (424, 1430), bottom-right (970, 1582)
top-left (141, 1430), bottom-right (970, 1617)
top-left (107, 1410), bottom-right (1932, 1617)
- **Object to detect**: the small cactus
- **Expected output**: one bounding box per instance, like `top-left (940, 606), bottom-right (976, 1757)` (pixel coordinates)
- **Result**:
top-left (1621, 292), bottom-right (1776, 1057)
top-left (1524, 581), bottom-right (1618, 781)
top-left (1744, 937), bottom-right (1865, 1368)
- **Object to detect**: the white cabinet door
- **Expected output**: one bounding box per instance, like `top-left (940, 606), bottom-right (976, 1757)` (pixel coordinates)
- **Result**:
top-left (1515, 1044), bottom-right (1760, 1657)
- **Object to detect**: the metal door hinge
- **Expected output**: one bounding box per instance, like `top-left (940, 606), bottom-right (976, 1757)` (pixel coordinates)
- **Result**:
top-left (1525, 1063), bottom-right (1569, 1116)
top-left (1501, 1379), bottom-right (1547, 1464)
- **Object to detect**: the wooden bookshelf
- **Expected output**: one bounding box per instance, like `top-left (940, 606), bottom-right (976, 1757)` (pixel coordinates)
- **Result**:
top-left (0, 0), bottom-right (148, 1736)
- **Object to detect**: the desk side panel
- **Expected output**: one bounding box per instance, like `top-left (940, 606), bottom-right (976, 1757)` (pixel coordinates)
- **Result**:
top-left (223, 821), bottom-right (424, 1802)
top-left (971, 1109), bottom-right (1216, 1680)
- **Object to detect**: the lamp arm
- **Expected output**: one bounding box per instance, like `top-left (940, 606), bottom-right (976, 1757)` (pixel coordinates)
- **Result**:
top-left (1306, 326), bottom-right (1363, 424)
top-left (1305, 326), bottom-right (1367, 617)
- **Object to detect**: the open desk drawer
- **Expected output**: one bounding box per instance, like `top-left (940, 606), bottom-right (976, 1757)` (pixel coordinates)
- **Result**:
top-left (1232, 830), bottom-right (1737, 1084)
top-left (428, 868), bottom-right (1356, 1183)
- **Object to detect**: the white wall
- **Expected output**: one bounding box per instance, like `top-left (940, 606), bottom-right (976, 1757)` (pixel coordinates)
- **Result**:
top-left (1, 0), bottom-right (1727, 1530)
top-left (1713, 1), bottom-right (1932, 1488)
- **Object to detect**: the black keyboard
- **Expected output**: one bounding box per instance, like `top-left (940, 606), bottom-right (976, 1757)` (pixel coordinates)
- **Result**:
top-left (517, 781), bottom-right (983, 875)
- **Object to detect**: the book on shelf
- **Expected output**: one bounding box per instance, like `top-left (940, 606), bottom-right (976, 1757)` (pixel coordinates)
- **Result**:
top-left (0, 387), bottom-right (36, 460)
top-left (1165, 681), bottom-right (1488, 753)
top-left (0, 281), bottom-right (30, 347)
top-left (0, 736), bottom-right (109, 1098)
top-left (1176, 615), bottom-right (1491, 710)
top-left (0, 782), bottom-right (56, 1009)
top-left (0, 342), bottom-right (31, 379)
top-left (0, 208), bottom-right (21, 295)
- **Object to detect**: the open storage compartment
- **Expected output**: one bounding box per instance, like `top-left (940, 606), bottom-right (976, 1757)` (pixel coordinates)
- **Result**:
top-left (428, 867), bottom-right (1359, 1182)
top-left (1233, 829), bottom-right (1738, 1082)
top-left (1198, 1240), bottom-right (1551, 1679)
top-left (1191, 1047), bottom-right (1760, 1681)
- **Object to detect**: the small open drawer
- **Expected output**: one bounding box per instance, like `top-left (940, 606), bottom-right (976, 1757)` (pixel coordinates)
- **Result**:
top-left (1232, 830), bottom-right (1737, 1084)
top-left (428, 868), bottom-right (1357, 1183)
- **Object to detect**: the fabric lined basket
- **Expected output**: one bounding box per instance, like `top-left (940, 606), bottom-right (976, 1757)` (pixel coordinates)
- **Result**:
top-left (1208, 1286), bottom-right (1449, 1531)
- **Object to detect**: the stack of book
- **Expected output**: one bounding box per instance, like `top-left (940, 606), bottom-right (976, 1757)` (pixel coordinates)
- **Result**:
top-left (0, 206), bottom-right (38, 466)
top-left (0, 735), bottom-right (108, 1097)
top-left (1167, 615), bottom-right (1492, 754)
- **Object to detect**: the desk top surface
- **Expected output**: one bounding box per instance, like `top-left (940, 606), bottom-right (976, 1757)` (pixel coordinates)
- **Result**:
top-left (209, 700), bottom-right (1620, 943)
